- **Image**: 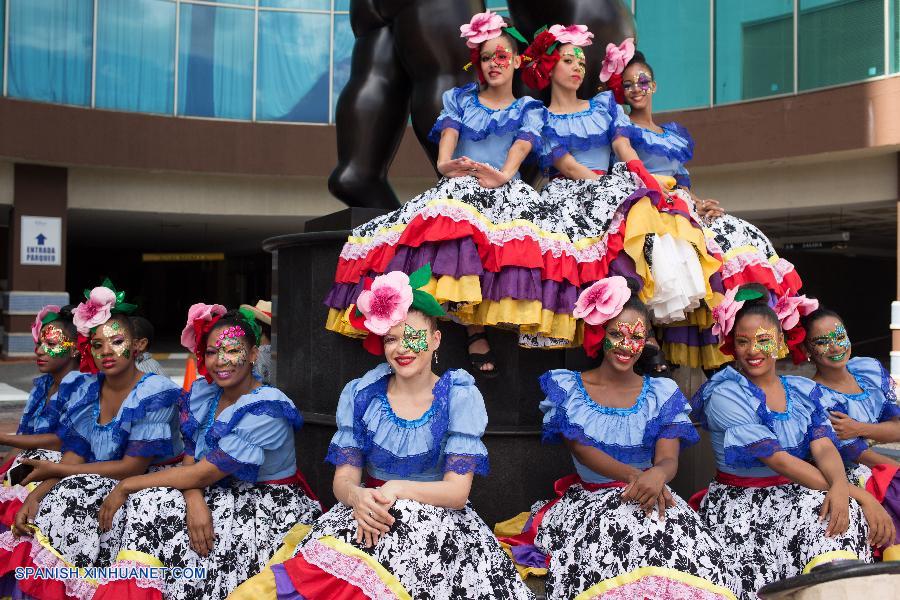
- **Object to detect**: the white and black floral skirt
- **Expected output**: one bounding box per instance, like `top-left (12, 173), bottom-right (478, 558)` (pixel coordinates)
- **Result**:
top-left (0, 448), bottom-right (62, 530)
top-left (533, 484), bottom-right (739, 600)
top-left (277, 499), bottom-right (534, 599)
top-left (699, 481), bottom-right (872, 600)
top-left (101, 479), bottom-right (322, 600)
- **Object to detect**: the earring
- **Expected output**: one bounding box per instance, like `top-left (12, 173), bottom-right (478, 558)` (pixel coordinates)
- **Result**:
top-left (433, 350), bottom-right (439, 365)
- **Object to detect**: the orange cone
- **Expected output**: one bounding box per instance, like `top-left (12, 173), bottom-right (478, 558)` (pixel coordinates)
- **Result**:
top-left (182, 356), bottom-right (197, 392)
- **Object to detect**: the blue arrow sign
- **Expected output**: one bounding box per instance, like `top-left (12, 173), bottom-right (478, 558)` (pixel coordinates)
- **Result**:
top-left (35, 233), bottom-right (47, 246)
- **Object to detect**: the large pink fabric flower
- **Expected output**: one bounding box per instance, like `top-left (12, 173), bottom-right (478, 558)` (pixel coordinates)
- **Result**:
top-left (459, 10), bottom-right (507, 48)
top-left (32, 305), bottom-right (61, 343)
top-left (548, 24), bottom-right (593, 47)
top-left (180, 302), bottom-right (227, 352)
top-left (73, 287), bottom-right (117, 335)
top-left (599, 37), bottom-right (635, 82)
top-left (573, 276), bottom-right (631, 326)
top-left (356, 271), bottom-right (414, 335)
top-left (711, 288), bottom-right (744, 341)
top-left (774, 292), bottom-right (819, 331)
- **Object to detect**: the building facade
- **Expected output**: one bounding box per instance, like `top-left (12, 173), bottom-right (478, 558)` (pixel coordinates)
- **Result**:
top-left (1, 0), bottom-right (898, 364)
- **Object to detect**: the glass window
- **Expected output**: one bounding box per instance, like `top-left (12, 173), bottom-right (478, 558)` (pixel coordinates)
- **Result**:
top-left (715, 0), bottom-right (793, 103)
top-left (7, 0), bottom-right (93, 106)
top-left (635, 0), bottom-right (709, 110)
top-left (0, 0), bottom-right (5, 86)
top-left (177, 3), bottom-right (253, 120)
top-left (261, 0), bottom-right (330, 8)
top-left (95, 0), bottom-right (176, 115)
top-left (799, 0), bottom-right (884, 90)
top-left (257, 10), bottom-right (330, 122)
top-left (335, 0), bottom-right (350, 11)
top-left (332, 12), bottom-right (353, 120)
top-left (891, 0), bottom-right (899, 73)
top-left (186, 0), bottom-right (254, 6)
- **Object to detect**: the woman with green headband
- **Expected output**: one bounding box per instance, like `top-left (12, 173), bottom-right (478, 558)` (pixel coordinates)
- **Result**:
top-left (0, 280), bottom-right (184, 599)
top-left (88, 306), bottom-right (322, 600)
top-left (0, 304), bottom-right (80, 528)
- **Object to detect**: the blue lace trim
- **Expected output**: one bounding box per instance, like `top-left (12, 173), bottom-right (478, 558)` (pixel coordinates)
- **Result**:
top-left (116, 387), bottom-right (181, 430)
top-left (324, 443), bottom-right (365, 468)
top-left (18, 374), bottom-right (57, 435)
top-left (724, 438), bottom-right (784, 468)
top-left (125, 437), bottom-right (174, 458)
top-left (879, 400), bottom-right (900, 422)
top-left (350, 370), bottom-right (454, 477)
top-left (571, 373), bottom-right (650, 416)
top-left (618, 121), bottom-right (694, 164)
top-left (205, 447), bottom-right (259, 483)
top-left (689, 381), bottom-right (711, 430)
top-left (426, 84), bottom-right (542, 144)
top-left (878, 362), bottom-right (898, 404)
top-left (204, 397), bottom-right (303, 455)
top-left (839, 438), bottom-right (869, 463)
top-left (444, 453), bottom-right (489, 476)
top-left (643, 388), bottom-right (699, 449)
top-left (180, 394), bottom-right (201, 457)
top-left (515, 130), bottom-right (543, 155)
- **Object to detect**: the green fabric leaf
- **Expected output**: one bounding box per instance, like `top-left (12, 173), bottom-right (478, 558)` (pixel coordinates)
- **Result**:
top-left (547, 41), bottom-right (559, 55)
top-left (734, 288), bottom-right (765, 302)
top-left (411, 289), bottom-right (446, 317)
top-left (502, 26), bottom-right (528, 44)
top-left (238, 307), bottom-right (263, 345)
top-left (408, 264), bottom-right (432, 290)
top-left (533, 25), bottom-right (548, 37)
top-left (40, 312), bottom-right (60, 326)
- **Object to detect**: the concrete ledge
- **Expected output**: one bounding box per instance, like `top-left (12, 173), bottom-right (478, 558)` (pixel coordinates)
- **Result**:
top-left (2, 291), bottom-right (69, 315)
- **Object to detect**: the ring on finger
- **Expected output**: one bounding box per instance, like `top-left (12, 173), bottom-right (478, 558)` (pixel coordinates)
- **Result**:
top-left (368, 510), bottom-right (374, 518)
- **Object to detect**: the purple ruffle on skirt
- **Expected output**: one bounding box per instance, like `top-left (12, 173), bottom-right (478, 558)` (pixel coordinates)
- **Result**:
top-left (661, 324), bottom-right (718, 348)
top-left (272, 563), bottom-right (304, 599)
top-left (481, 268), bottom-right (578, 315)
top-left (387, 239), bottom-right (484, 278)
top-left (510, 544), bottom-right (549, 570)
top-left (884, 472), bottom-right (900, 544)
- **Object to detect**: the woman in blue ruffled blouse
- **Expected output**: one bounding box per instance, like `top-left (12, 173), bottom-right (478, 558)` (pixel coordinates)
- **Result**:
top-left (0, 283), bottom-right (183, 599)
top-left (234, 269), bottom-right (533, 599)
top-left (86, 307), bottom-right (321, 600)
top-left (799, 307), bottom-right (900, 549)
top-left (501, 276), bottom-right (737, 600)
top-left (693, 285), bottom-right (893, 599)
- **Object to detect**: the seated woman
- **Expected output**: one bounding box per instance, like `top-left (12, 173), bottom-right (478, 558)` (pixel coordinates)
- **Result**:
top-left (0, 281), bottom-right (183, 600)
top-left (499, 277), bottom-right (738, 600)
top-left (233, 266), bottom-right (534, 599)
top-left (800, 307), bottom-right (900, 553)
top-left (615, 51), bottom-right (803, 370)
top-left (0, 305), bottom-right (80, 525)
top-left (92, 305), bottom-right (322, 600)
top-left (326, 10), bottom-right (564, 376)
top-left (519, 29), bottom-right (719, 349)
top-left (693, 285), bottom-right (894, 599)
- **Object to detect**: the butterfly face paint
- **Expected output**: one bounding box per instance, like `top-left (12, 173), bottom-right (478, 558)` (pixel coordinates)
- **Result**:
top-left (214, 326), bottom-right (248, 367)
top-left (38, 324), bottom-right (74, 358)
top-left (401, 324), bottom-right (429, 354)
top-left (751, 326), bottom-right (779, 358)
top-left (92, 320), bottom-right (132, 361)
top-left (482, 43), bottom-right (513, 70)
top-left (622, 71), bottom-right (654, 95)
top-left (602, 319), bottom-right (647, 356)
top-left (809, 323), bottom-right (851, 362)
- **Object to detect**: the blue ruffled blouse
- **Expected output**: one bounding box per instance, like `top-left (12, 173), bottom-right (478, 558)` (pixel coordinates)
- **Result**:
top-left (427, 83), bottom-right (544, 173)
top-left (807, 357), bottom-right (900, 463)
top-left (56, 372), bottom-right (183, 464)
top-left (179, 379), bottom-right (302, 483)
top-left (540, 370), bottom-right (699, 484)
top-left (617, 122), bottom-right (694, 188)
top-left (539, 90), bottom-right (631, 173)
top-left (18, 371), bottom-right (80, 435)
top-left (692, 366), bottom-right (837, 477)
top-left (325, 363), bottom-right (490, 482)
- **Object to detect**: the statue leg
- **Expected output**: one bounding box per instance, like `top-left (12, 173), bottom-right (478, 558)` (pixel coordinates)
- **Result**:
top-left (329, 25), bottom-right (413, 209)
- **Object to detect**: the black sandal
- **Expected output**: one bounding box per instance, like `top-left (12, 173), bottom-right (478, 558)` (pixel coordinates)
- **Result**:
top-left (466, 332), bottom-right (499, 379)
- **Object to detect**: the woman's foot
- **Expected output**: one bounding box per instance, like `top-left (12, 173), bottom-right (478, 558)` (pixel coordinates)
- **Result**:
top-left (466, 326), bottom-right (498, 378)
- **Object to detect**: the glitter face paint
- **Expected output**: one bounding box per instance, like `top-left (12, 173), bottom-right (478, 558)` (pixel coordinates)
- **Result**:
top-left (38, 324), bottom-right (74, 358)
top-left (482, 42), bottom-right (513, 70)
top-left (214, 326), bottom-right (248, 367)
top-left (622, 71), bottom-right (654, 95)
top-left (751, 326), bottom-right (779, 358)
top-left (92, 320), bottom-right (132, 361)
top-left (561, 50), bottom-right (586, 75)
top-left (809, 323), bottom-right (851, 362)
top-left (401, 324), bottom-right (429, 354)
top-left (603, 319), bottom-right (647, 356)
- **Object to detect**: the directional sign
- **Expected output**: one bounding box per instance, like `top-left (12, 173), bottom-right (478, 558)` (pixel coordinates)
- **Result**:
top-left (20, 216), bottom-right (61, 266)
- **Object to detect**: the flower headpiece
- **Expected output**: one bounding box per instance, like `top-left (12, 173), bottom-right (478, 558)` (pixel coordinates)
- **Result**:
top-left (574, 276), bottom-right (632, 358)
top-left (237, 307), bottom-right (263, 345)
top-left (349, 264), bottom-right (446, 356)
top-left (599, 37), bottom-right (635, 104)
top-left (460, 10), bottom-right (528, 85)
top-left (521, 24), bottom-right (594, 91)
top-left (713, 287), bottom-right (818, 364)
top-left (72, 279), bottom-right (137, 373)
top-left (181, 302), bottom-right (227, 383)
top-left (32, 304), bottom-right (62, 344)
